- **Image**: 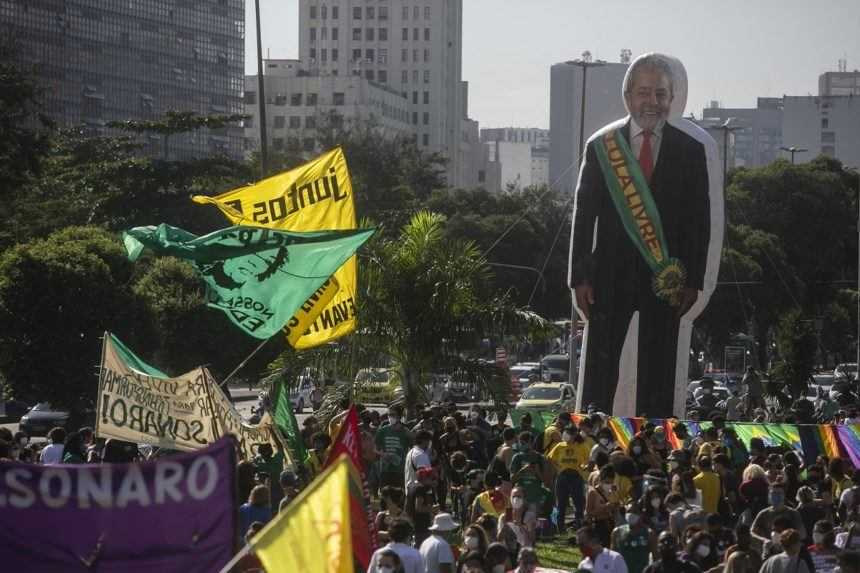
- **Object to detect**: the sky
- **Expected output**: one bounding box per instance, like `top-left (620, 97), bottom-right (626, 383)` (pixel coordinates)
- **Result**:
top-left (245, 0), bottom-right (860, 129)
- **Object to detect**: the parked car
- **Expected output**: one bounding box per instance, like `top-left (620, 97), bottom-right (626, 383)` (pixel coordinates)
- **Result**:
top-left (834, 363), bottom-right (858, 381)
top-left (510, 363), bottom-right (541, 388)
top-left (353, 368), bottom-right (398, 404)
top-left (289, 371), bottom-right (324, 413)
top-left (19, 402), bottom-right (69, 436)
top-left (515, 383), bottom-right (576, 413)
top-left (540, 354), bottom-right (570, 383)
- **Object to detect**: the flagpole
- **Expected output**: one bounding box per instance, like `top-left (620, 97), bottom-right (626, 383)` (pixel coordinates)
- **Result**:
top-left (218, 336), bottom-right (273, 389)
top-left (217, 544), bottom-right (252, 573)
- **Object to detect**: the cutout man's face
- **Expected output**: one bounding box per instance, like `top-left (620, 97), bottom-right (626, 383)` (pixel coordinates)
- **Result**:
top-left (626, 69), bottom-right (673, 131)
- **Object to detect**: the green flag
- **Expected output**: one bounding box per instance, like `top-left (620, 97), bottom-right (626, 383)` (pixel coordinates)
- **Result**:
top-left (123, 224), bottom-right (375, 339)
top-left (272, 380), bottom-right (309, 464)
top-left (108, 332), bottom-right (169, 378)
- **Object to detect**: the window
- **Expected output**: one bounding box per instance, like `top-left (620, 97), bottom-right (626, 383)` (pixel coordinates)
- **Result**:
top-left (378, 70), bottom-right (387, 83)
top-left (244, 116), bottom-right (254, 128)
top-left (273, 138), bottom-right (284, 150)
top-left (422, 133), bottom-right (429, 146)
top-left (332, 27), bottom-right (339, 40)
top-left (423, 112), bottom-right (429, 125)
top-left (291, 93), bottom-right (302, 106)
top-left (379, 48), bottom-right (388, 63)
top-left (244, 91), bottom-right (257, 104)
top-left (303, 138), bottom-right (315, 151)
top-left (401, 70), bottom-right (408, 83)
top-left (309, 5), bottom-right (317, 19)
top-left (413, 28), bottom-right (418, 40)
top-left (365, 49), bottom-right (375, 62)
top-left (412, 91), bottom-right (418, 104)
top-left (353, 7), bottom-right (361, 19)
top-left (305, 116), bottom-right (316, 129)
top-left (321, 27), bottom-right (327, 40)
top-left (274, 116), bottom-right (285, 128)
top-left (289, 116), bottom-right (301, 128)
top-left (423, 91), bottom-right (429, 104)
top-left (379, 27), bottom-right (388, 41)
top-left (321, 48), bottom-right (328, 61)
top-left (413, 70), bottom-right (419, 82)
top-left (822, 145), bottom-right (835, 156)
top-left (423, 70), bottom-right (430, 83)
top-left (309, 47), bottom-right (317, 60)
top-left (333, 92), bottom-right (345, 106)
top-left (365, 69), bottom-right (375, 81)
top-left (352, 49), bottom-right (362, 61)
top-left (425, 6), bottom-right (431, 19)
top-left (821, 131), bottom-right (835, 143)
top-left (310, 27), bottom-right (316, 42)
top-left (424, 48), bottom-right (429, 62)
top-left (332, 48), bottom-right (339, 61)
top-left (366, 28), bottom-right (374, 41)
top-left (307, 93), bottom-right (318, 106)
top-left (353, 28), bottom-right (361, 41)
top-left (478, 170), bottom-right (486, 183)
top-left (413, 49), bottom-right (419, 62)
top-left (332, 6), bottom-right (339, 19)
top-left (402, 28), bottom-right (408, 41)
top-left (321, 5), bottom-right (327, 19)
top-left (424, 28), bottom-right (430, 41)
top-left (412, 111), bottom-right (418, 124)
top-left (414, 6), bottom-right (419, 18)
top-left (379, 6), bottom-right (388, 20)
top-left (274, 94), bottom-right (287, 106)
top-left (822, 118), bottom-right (829, 129)
top-left (402, 6), bottom-right (409, 19)
top-left (402, 49), bottom-right (408, 62)
top-left (366, 6), bottom-right (374, 19)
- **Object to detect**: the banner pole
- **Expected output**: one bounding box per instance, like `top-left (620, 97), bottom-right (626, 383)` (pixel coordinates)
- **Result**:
top-left (217, 544), bottom-right (251, 573)
top-left (218, 336), bottom-right (273, 389)
top-left (94, 331), bottom-right (108, 439)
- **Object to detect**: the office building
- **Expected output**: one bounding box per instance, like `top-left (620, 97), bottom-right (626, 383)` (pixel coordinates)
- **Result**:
top-left (243, 59), bottom-right (412, 154)
top-left (819, 70), bottom-right (860, 96)
top-left (1, 0), bottom-right (245, 159)
top-left (481, 127), bottom-right (550, 189)
top-left (781, 95), bottom-right (860, 167)
top-left (549, 60), bottom-right (629, 193)
top-left (702, 98), bottom-right (783, 168)
top-left (297, 0), bottom-right (474, 187)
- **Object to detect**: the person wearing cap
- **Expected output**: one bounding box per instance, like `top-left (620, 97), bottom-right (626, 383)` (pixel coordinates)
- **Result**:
top-left (761, 529), bottom-right (811, 573)
top-left (420, 512), bottom-right (459, 573)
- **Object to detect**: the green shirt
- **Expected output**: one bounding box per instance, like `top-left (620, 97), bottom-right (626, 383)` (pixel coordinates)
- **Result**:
top-left (615, 524), bottom-right (651, 573)
top-left (510, 450), bottom-right (545, 476)
top-left (374, 423), bottom-right (412, 472)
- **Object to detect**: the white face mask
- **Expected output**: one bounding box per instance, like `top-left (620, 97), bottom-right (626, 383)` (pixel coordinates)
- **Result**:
top-left (696, 545), bottom-right (711, 558)
top-left (464, 536), bottom-right (480, 549)
top-left (562, 432), bottom-right (574, 442)
top-left (651, 498), bottom-right (662, 509)
top-left (492, 565), bottom-right (506, 573)
top-left (813, 532), bottom-right (825, 545)
top-left (511, 497), bottom-right (525, 509)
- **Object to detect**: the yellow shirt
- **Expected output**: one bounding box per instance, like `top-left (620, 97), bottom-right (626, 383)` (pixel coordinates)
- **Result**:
top-left (693, 470), bottom-right (721, 514)
top-left (587, 470), bottom-right (633, 503)
top-left (543, 425), bottom-right (562, 453)
top-left (548, 440), bottom-right (592, 479)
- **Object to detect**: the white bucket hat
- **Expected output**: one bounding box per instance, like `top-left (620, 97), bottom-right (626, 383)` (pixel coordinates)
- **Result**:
top-left (428, 512), bottom-right (460, 532)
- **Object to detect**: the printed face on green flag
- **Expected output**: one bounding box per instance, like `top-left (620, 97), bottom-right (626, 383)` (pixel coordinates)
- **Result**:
top-left (124, 224), bottom-right (374, 339)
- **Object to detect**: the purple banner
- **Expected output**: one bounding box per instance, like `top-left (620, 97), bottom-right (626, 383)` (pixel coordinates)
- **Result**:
top-left (0, 437), bottom-right (236, 572)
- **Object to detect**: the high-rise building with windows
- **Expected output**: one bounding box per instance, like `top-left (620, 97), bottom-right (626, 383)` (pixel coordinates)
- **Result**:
top-left (297, 0), bottom-right (471, 186)
top-left (1, 0), bottom-right (245, 159)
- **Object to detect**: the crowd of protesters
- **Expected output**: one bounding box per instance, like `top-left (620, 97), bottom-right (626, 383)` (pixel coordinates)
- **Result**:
top-left (9, 382), bottom-right (860, 573)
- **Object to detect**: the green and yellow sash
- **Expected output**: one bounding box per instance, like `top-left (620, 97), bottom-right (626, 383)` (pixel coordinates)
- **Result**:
top-left (593, 129), bottom-right (686, 306)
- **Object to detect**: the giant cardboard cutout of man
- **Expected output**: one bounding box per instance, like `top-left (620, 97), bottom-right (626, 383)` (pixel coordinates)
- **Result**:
top-left (568, 53), bottom-right (724, 418)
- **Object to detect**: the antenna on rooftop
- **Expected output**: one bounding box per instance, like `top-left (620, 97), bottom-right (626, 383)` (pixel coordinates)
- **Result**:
top-left (839, 56), bottom-right (847, 72)
top-left (582, 50), bottom-right (592, 63)
top-left (620, 49), bottom-right (632, 64)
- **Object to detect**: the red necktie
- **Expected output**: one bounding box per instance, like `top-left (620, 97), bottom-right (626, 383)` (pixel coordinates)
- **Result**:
top-left (639, 130), bottom-right (654, 182)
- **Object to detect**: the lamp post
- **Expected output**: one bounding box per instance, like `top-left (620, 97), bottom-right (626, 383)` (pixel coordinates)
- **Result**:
top-left (254, 0), bottom-right (269, 178)
top-left (714, 119), bottom-right (741, 183)
top-left (850, 167), bottom-right (860, 377)
top-left (487, 262), bottom-right (547, 301)
top-left (779, 145), bottom-right (808, 164)
top-left (566, 55), bottom-right (605, 389)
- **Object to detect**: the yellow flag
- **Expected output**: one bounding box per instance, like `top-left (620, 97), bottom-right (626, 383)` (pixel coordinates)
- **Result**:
top-left (251, 455), bottom-right (354, 573)
top-left (193, 147), bottom-right (357, 349)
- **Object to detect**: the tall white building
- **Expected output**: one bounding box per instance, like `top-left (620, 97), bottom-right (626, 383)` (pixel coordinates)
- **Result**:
top-left (702, 98), bottom-right (783, 168)
top-left (243, 59), bottom-right (412, 154)
top-left (781, 95), bottom-right (860, 167)
top-left (549, 60), bottom-right (629, 193)
top-left (297, 0), bottom-right (471, 186)
top-left (481, 127), bottom-right (551, 189)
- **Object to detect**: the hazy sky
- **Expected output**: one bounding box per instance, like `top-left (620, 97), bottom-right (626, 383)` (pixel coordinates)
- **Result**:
top-left (245, 0), bottom-right (860, 129)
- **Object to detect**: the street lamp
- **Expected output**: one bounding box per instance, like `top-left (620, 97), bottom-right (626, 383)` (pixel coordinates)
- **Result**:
top-left (714, 119), bottom-right (741, 183)
top-left (850, 167), bottom-right (860, 377)
top-left (487, 262), bottom-right (547, 302)
top-left (779, 146), bottom-right (808, 164)
top-left (254, 0), bottom-right (269, 178)
top-left (565, 55), bottom-right (606, 390)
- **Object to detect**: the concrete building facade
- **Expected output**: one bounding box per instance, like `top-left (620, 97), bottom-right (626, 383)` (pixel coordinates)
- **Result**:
top-left (702, 98), bottom-right (783, 168)
top-left (1, 0), bottom-right (245, 159)
top-left (819, 71), bottom-right (860, 97)
top-left (549, 61), bottom-right (629, 193)
top-left (297, 0), bottom-right (472, 186)
top-left (243, 59), bottom-right (412, 154)
top-left (781, 95), bottom-right (860, 167)
top-left (481, 127), bottom-right (550, 189)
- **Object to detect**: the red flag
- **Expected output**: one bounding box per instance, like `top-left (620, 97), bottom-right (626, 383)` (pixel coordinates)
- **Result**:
top-left (324, 406), bottom-right (376, 571)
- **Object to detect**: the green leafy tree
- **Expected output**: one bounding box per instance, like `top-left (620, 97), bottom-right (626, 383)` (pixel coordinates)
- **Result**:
top-left (771, 309), bottom-right (816, 400)
top-left (0, 227), bottom-right (150, 416)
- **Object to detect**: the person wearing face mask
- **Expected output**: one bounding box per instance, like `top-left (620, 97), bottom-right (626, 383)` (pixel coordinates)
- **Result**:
top-left (498, 487), bottom-right (537, 552)
top-left (752, 484), bottom-right (806, 551)
top-left (692, 456), bottom-right (721, 515)
top-left (681, 531), bottom-right (718, 571)
top-left (628, 438), bottom-right (661, 500)
top-left (547, 422), bottom-right (592, 531)
top-left (542, 412), bottom-right (572, 455)
top-left (587, 466), bottom-right (623, 546)
top-left (470, 471), bottom-right (506, 522)
top-left (577, 525), bottom-right (629, 573)
top-left (376, 405), bottom-right (414, 489)
top-left (760, 529), bottom-right (811, 573)
top-left (405, 430), bottom-right (434, 494)
top-left (467, 406), bottom-right (492, 457)
top-left (611, 504), bottom-right (658, 573)
top-left (591, 427), bottom-right (615, 463)
top-left (808, 520), bottom-right (839, 573)
top-left (372, 549), bottom-right (404, 573)
top-left (460, 525), bottom-right (488, 559)
top-left (510, 433), bottom-right (549, 503)
top-left (644, 531), bottom-right (702, 573)
top-left (368, 518), bottom-right (422, 573)
top-left (642, 486), bottom-right (670, 533)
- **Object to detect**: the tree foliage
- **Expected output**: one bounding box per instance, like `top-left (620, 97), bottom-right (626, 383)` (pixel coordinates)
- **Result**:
top-left (771, 309), bottom-right (817, 400)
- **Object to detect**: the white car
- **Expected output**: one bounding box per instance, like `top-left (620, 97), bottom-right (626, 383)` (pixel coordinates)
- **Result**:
top-left (515, 383), bottom-right (577, 412)
top-left (834, 363), bottom-right (858, 381)
top-left (290, 371), bottom-right (324, 413)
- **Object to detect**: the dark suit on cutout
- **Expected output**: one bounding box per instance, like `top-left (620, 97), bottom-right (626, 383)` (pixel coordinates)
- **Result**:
top-left (570, 120), bottom-right (710, 417)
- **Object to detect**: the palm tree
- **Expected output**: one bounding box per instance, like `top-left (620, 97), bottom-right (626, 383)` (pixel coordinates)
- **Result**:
top-left (358, 211), bottom-right (550, 409)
